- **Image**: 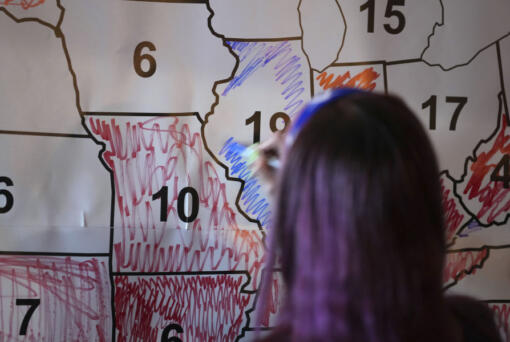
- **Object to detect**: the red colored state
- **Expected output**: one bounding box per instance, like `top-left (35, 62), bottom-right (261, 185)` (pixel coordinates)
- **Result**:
top-left (0, 255), bottom-right (111, 340)
top-left (257, 271), bottom-right (284, 328)
top-left (88, 116), bottom-right (265, 284)
top-left (443, 248), bottom-right (489, 286)
top-left (490, 303), bottom-right (510, 342)
top-left (440, 176), bottom-right (466, 244)
top-left (462, 111), bottom-right (510, 224)
top-left (0, 0), bottom-right (44, 9)
top-left (114, 274), bottom-right (251, 341)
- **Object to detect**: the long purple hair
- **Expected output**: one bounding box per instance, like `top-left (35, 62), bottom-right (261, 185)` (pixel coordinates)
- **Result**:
top-left (257, 92), bottom-right (458, 342)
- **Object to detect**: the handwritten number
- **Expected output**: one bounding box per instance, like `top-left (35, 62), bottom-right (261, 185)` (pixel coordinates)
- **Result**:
top-left (16, 299), bottom-right (40, 335)
top-left (491, 155), bottom-right (510, 188)
top-left (246, 111), bottom-right (290, 144)
top-left (153, 186), bottom-right (199, 223)
top-left (0, 176), bottom-right (14, 214)
top-left (361, 0), bottom-right (406, 34)
top-left (152, 186), bottom-right (168, 222)
top-left (177, 187), bottom-right (199, 223)
top-left (134, 41), bottom-right (157, 78)
top-left (446, 96), bottom-right (468, 131)
top-left (384, 0), bottom-right (406, 34)
top-left (360, 0), bottom-right (375, 33)
top-left (161, 323), bottom-right (184, 342)
top-left (246, 111), bottom-right (261, 144)
top-left (422, 96), bottom-right (467, 131)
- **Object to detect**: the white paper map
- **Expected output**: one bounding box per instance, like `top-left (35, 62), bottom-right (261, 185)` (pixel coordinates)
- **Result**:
top-left (0, 0), bottom-right (509, 341)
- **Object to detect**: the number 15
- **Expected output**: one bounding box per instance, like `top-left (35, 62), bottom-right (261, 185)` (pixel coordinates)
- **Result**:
top-left (360, 0), bottom-right (406, 35)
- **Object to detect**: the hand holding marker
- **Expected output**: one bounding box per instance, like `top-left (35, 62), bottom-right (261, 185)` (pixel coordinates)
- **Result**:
top-left (241, 132), bottom-right (285, 192)
top-left (242, 88), bottom-right (364, 184)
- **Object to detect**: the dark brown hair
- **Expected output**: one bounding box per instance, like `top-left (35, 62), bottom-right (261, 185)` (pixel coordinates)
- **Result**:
top-left (258, 92), bottom-right (459, 342)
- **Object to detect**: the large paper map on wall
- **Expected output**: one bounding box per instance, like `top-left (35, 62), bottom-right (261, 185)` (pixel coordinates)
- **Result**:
top-left (0, 0), bottom-right (509, 341)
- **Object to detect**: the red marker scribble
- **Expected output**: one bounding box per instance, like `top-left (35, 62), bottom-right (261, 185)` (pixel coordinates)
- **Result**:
top-left (316, 67), bottom-right (380, 91)
top-left (114, 274), bottom-right (251, 341)
top-left (440, 177), bottom-right (465, 244)
top-left (0, 0), bottom-right (44, 9)
top-left (443, 248), bottom-right (488, 285)
top-left (490, 303), bottom-right (510, 342)
top-left (462, 112), bottom-right (510, 224)
top-left (88, 116), bottom-right (265, 287)
top-left (0, 255), bottom-right (111, 340)
top-left (257, 272), bottom-right (284, 328)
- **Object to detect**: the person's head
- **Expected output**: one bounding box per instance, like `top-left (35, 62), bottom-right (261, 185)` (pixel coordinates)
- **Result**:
top-left (259, 90), bottom-right (453, 342)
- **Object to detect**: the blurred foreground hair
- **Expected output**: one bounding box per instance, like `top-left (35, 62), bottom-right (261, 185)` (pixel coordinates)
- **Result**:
top-left (258, 92), bottom-right (457, 342)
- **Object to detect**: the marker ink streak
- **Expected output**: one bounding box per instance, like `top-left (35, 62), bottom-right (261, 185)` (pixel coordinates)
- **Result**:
top-left (88, 117), bottom-right (265, 284)
top-left (440, 177), bottom-right (465, 244)
top-left (0, 0), bottom-right (45, 9)
top-left (223, 41), bottom-right (307, 116)
top-left (316, 68), bottom-right (380, 91)
top-left (219, 137), bottom-right (272, 229)
top-left (0, 255), bottom-right (111, 340)
top-left (489, 303), bottom-right (510, 342)
top-left (463, 113), bottom-right (510, 224)
top-left (114, 274), bottom-right (250, 341)
top-left (443, 248), bottom-right (488, 285)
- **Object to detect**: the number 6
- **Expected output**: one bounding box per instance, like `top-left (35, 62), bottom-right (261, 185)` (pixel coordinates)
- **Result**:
top-left (0, 176), bottom-right (14, 214)
top-left (134, 41), bottom-right (157, 78)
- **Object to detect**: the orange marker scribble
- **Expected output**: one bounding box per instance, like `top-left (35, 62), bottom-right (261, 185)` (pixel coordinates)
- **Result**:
top-left (1, 0), bottom-right (45, 10)
top-left (316, 67), bottom-right (380, 91)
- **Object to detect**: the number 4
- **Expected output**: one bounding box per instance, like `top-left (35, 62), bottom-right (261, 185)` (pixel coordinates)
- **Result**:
top-left (491, 155), bottom-right (510, 189)
top-left (16, 298), bottom-right (40, 335)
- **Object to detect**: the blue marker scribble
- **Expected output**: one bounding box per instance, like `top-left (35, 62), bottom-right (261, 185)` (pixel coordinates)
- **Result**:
top-left (223, 41), bottom-right (307, 116)
top-left (219, 137), bottom-right (272, 229)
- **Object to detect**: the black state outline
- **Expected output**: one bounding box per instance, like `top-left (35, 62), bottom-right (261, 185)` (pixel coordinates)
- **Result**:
top-left (202, 0), bottom-right (510, 331)
top-left (420, 0), bottom-right (510, 72)
top-left (125, 0), bottom-right (206, 3)
top-left (113, 269), bottom-right (255, 340)
top-left (0, 130), bottom-right (88, 138)
top-left (0, 4), bottom-right (56, 31)
top-left (244, 267), bottom-right (283, 331)
top-left (84, 109), bottom-right (264, 341)
top-left (319, 0), bottom-right (443, 67)
top-left (0, 4), bottom-right (88, 138)
top-left (72, 1), bottom-right (275, 340)
top-left (202, 1), bottom-right (353, 337)
top-left (297, 0), bottom-right (347, 74)
top-left (497, 40), bottom-right (510, 124)
top-left (452, 92), bottom-right (510, 231)
top-left (443, 246), bottom-right (491, 291)
top-left (312, 60), bottom-right (389, 96)
top-left (0, 5), bottom-right (117, 339)
top-left (200, 1), bottom-right (304, 42)
top-left (444, 245), bottom-right (510, 292)
top-left (202, 2), bottom-right (275, 340)
top-left (0, 251), bottom-right (110, 256)
top-left (440, 169), bottom-right (475, 249)
top-left (383, 37), bottom-right (510, 237)
top-left (3, 1), bottom-right (120, 340)
top-left (486, 300), bottom-right (510, 304)
top-left (225, 37), bottom-right (301, 43)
